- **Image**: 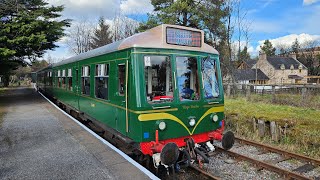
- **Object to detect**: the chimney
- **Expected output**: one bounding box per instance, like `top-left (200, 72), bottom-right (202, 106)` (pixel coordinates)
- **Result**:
top-left (259, 50), bottom-right (267, 61)
top-left (289, 52), bottom-right (297, 60)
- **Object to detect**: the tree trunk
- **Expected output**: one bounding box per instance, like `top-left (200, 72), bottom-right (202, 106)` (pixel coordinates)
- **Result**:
top-left (3, 75), bottom-right (10, 87)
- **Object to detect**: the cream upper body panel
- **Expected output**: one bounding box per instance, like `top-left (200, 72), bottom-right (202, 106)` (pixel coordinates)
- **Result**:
top-left (53, 24), bottom-right (218, 67)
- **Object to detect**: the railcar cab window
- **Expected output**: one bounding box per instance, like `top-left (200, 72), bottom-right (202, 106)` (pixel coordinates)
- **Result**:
top-left (62, 69), bottom-right (66, 88)
top-left (95, 64), bottom-right (109, 100)
top-left (82, 66), bottom-right (90, 95)
top-left (144, 56), bottom-right (173, 104)
top-left (176, 57), bottom-right (200, 101)
top-left (67, 68), bottom-right (72, 91)
top-left (118, 64), bottom-right (125, 96)
top-left (201, 57), bottom-right (220, 99)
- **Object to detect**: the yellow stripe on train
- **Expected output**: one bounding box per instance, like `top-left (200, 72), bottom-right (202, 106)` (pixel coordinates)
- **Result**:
top-left (138, 106), bottom-right (224, 135)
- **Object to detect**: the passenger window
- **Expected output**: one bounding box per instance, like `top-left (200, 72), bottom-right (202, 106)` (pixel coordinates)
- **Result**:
top-left (67, 68), bottom-right (72, 91)
top-left (118, 64), bottom-right (125, 96)
top-left (176, 57), bottom-right (200, 101)
top-left (62, 69), bottom-right (66, 89)
top-left (57, 70), bottom-right (62, 88)
top-left (144, 56), bottom-right (173, 104)
top-left (82, 66), bottom-right (90, 95)
top-left (95, 64), bottom-right (109, 100)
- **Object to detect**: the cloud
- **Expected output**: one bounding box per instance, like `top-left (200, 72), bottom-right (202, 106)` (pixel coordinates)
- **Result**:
top-left (258, 33), bottom-right (320, 48)
top-left (246, 34), bottom-right (320, 57)
top-left (47, 0), bottom-right (119, 19)
top-left (231, 41), bottom-right (256, 58)
top-left (303, 0), bottom-right (319, 5)
top-left (120, 0), bottom-right (153, 15)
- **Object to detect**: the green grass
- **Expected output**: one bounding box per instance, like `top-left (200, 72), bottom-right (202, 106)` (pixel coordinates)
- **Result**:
top-left (0, 88), bottom-right (7, 95)
top-left (247, 93), bottom-right (320, 110)
top-left (225, 97), bottom-right (320, 158)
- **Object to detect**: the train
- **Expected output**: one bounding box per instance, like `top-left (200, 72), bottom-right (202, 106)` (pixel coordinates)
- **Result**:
top-left (37, 24), bottom-right (234, 173)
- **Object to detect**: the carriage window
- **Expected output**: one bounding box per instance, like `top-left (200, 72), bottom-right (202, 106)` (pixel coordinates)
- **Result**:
top-left (67, 68), bottom-right (72, 91)
top-left (95, 64), bottom-right (109, 99)
top-left (82, 66), bottom-right (90, 95)
top-left (176, 57), bottom-right (200, 101)
top-left (144, 56), bottom-right (173, 104)
top-left (201, 57), bottom-right (220, 99)
top-left (62, 69), bottom-right (66, 88)
top-left (57, 70), bottom-right (62, 88)
top-left (118, 64), bottom-right (125, 96)
top-left (49, 71), bottom-right (53, 86)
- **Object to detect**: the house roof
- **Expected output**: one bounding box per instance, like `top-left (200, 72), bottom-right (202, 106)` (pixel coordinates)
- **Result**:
top-left (234, 69), bottom-right (269, 81)
top-left (245, 60), bottom-right (257, 68)
top-left (266, 57), bottom-right (307, 70)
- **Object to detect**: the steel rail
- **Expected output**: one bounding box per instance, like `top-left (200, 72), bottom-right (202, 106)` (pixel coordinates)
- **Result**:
top-left (215, 147), bottom-right (312, 180)
top-left (235, 137), bottom-right (320, 166)
top-left (189, 165), bottom-right (221, 180)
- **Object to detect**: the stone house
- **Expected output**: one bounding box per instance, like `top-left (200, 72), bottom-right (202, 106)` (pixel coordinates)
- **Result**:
top-left (254, 52), bottom-right (308, 84)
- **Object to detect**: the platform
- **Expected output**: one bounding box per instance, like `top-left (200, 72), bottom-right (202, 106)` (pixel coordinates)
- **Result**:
top-left (0, 87), bottom-right (154, 179)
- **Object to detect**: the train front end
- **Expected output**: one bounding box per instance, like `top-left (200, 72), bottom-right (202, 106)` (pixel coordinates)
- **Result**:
top-left (132, 25), bottom-right (234, 168)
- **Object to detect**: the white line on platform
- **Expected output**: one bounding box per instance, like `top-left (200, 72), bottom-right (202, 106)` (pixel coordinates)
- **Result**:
top-left (36, 87), bottom-right (159, 180)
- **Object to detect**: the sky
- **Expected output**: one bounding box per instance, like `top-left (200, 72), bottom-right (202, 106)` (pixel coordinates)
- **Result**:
top-left (45, 0), bottom-right (320, 62)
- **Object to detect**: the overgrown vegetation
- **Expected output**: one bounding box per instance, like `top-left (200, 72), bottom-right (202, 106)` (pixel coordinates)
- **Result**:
top-left (225, 97), bottom-right (320, 158)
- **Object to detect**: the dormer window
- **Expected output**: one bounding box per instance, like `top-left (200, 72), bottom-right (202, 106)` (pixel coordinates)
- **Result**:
top-left (280, 64), bottom-right (285, 70)
top-left (298, 64), bottom-right (302, 73)
top-left (290, 64), bottom-right (294, 70)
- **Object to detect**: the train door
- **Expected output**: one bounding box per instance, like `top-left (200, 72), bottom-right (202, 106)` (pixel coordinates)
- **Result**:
top-left (72, 63), bottom-right (80, 110)
top-left (115, 60), bottom-right (128, 135)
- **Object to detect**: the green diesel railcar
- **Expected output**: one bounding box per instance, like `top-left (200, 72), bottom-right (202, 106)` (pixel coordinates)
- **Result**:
top-left (37, 24), bottom-right (234, 167)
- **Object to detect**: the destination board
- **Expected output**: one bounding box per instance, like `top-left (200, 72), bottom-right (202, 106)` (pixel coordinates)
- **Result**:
top-left (166, 27), bottom-right (201, 47)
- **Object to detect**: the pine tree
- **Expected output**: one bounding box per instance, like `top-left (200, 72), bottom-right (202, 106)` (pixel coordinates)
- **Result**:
top-left (0, 0), bottom-right (70, 86)
top-left (90, 16), bottom-right (113, 49)
top-left (291, 38), bottom-right (300, 54)
top-left (260, 40), bottom-right (276, 56)
top-left (239, 46), bottom-right (251, 61)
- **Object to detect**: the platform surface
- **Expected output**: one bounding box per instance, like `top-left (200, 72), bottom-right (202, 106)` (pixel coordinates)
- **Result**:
top-left (0, 87), bottom-right (151, 180)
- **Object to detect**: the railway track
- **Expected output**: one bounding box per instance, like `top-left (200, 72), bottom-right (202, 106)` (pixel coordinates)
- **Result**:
top-left (197, 137), bottom-right (320, 180)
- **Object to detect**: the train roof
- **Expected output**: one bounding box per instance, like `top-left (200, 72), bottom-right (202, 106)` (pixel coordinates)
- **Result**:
top-left (53, 24), bottom-right (218, 67)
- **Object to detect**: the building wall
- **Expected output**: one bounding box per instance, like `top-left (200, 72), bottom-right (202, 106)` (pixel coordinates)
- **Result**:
top-left (273, 69), bottom-right (308, 84)
top-left (256, 58), bottom-right (275, 84)
top-left (255, 54), bottom-right (308, 85)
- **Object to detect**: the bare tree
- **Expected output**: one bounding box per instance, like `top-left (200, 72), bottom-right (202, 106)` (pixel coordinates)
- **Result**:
top-left (275, 43), bottom-right (291, 56)
top-left (112, 11), bottom-right (139, 42)
top-left (66, 20), bottom-right (94, 55)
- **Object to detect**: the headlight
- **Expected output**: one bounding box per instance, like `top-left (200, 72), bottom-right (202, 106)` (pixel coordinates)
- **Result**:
top-left (212, 114), bottom-right (218, 122)
top-left (159, 121), bottom-right (166, 130)
top-left (189, 118), bottom-right (196, 126)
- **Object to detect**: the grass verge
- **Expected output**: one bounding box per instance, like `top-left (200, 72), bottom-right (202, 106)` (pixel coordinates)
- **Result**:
top-left (225, 97), bottom-right (320, 159)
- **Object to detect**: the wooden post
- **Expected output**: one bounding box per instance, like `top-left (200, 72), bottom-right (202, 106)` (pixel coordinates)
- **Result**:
top-left (226, 84), bottom-right (231, 97)
top-left (246, 85), bottom-right (251, 100)
top-left (301, 87), bottom-right (307, 104)
top-left (253, 118), bottom-right (257, 132)
top-left (258, 119), bottom-right (265, 137)
top-left (272, 85), bottom-right (276, 103)
top-left (270, 121), bottom-right (279, 141)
